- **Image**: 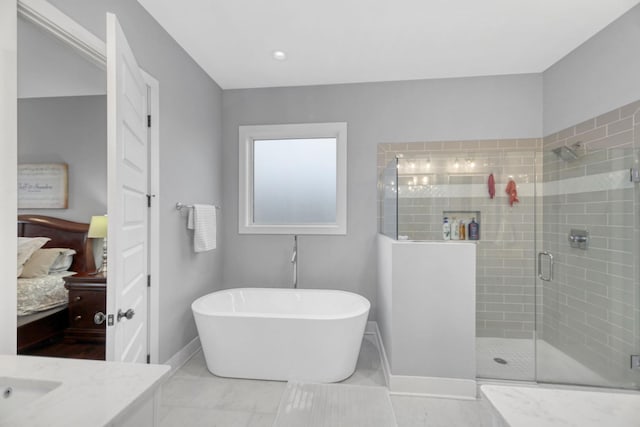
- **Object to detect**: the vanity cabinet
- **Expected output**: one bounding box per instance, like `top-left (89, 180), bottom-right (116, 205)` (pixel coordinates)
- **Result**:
top-left (63, 273), bottom-right (106, 343)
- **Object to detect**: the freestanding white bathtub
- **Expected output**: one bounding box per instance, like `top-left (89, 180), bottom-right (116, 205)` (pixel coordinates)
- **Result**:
top-left (192, 288), bottom-right (370, 383)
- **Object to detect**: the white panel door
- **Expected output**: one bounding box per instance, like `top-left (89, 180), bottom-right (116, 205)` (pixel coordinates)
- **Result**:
top-left (106, 13), bottom-right (148, 363)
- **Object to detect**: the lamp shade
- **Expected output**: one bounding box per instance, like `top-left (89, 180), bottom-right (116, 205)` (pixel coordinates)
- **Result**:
top-left (88, 215), bottom-right (108, 238)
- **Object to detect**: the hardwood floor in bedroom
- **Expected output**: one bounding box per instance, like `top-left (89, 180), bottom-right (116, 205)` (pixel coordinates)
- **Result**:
top-left (21, 338), bottom-right (105, 360)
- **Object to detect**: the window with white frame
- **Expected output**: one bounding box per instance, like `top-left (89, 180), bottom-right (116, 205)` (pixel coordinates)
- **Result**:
top-left (238, 122), bottom-right (347, 235)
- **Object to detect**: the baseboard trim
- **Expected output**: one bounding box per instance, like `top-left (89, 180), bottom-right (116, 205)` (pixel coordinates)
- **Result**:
top-left (388, 375), bottom-right (477, 400)
top-left (164, 336), bottom-right (201, 376)
top-left (365, 321), bottom-right (377, 335)
top-left (370, 321), bottom-right (477, 400)
top-left (371, 321), bottom-right (392, 388)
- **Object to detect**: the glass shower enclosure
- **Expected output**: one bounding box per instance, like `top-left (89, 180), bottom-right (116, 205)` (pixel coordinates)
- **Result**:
top-left (377, 139), bottom-right (640, 390)
top-left (536, 143), bottom-right (640, 389)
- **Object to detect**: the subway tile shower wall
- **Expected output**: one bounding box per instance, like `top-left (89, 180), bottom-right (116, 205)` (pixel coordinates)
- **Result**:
top-left (377, 139), bottom-right (542, 341)
top-left (540, 100), bottom-right (640, 385)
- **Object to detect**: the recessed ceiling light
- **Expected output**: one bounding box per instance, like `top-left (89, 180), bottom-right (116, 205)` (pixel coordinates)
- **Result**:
top-left (272, 50), bottom-right (287, 61)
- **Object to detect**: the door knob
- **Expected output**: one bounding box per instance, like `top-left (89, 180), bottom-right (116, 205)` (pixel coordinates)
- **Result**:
top-left (117, 308), bottom-right (135, 322)
top-left (94, 312), bottom-right (106, 325)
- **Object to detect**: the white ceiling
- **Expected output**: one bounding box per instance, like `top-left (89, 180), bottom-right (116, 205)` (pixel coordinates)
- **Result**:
top-left (137, 0), bottom-right (640, 90)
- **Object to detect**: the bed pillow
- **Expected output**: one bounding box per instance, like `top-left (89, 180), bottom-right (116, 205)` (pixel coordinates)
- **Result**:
top-left (20, 248), bottom-right (63, 278)
top-left (49, 248), bottom-right (76, 273)
top-left (17, 237), bottom-right (50, 277)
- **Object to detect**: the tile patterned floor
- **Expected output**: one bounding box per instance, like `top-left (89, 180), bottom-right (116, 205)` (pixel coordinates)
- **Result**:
top-left (390, 394), bottom-right (506, 427)
top-left (160, 334), bottom-right (506, 427)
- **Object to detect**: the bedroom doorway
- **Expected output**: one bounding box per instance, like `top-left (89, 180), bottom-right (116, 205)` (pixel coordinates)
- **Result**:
top-left (16, 0), bottom-right (160, 364)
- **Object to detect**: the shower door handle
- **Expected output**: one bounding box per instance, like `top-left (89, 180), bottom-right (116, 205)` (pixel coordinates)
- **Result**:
top-left (537, 251), bottom-right (554, 282)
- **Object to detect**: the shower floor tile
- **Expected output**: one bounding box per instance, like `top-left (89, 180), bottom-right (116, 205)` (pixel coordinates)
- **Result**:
top-left (536, 341), bottom-right (608, 386)
top-left (477, 337), bottom-right (606, 384)
top-left (476, 337), bottom-right (535, 380)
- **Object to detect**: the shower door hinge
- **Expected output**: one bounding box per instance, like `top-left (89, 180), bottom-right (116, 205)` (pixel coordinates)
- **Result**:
top-left (147, 115), bottom-right (151, 128)
top-left (146, 354), bottom-right (150, 364)
top-left (630, 168), bottom-right (640, 183)
top-left (147, 274), bottom-right (151, 287)
top-left (632, 355), bottom-right (640, 369)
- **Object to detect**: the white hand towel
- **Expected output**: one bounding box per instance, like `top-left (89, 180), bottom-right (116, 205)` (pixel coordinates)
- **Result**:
top-left (187, 204), bottom-right (217, 252)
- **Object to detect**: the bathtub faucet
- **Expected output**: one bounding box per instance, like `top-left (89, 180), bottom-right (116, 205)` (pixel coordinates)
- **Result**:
top-left (291, 237), bottom-right (297, 263)
top-left (291, 235), bottom-right (298, 288)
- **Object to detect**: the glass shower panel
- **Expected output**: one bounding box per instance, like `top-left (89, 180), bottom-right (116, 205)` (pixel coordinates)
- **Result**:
top-left (536, 145), bottom-right (640, 389)
top-left (394, 151), bottom-right (538, 381)
top-left (380, 158), bottom-right (398, 239)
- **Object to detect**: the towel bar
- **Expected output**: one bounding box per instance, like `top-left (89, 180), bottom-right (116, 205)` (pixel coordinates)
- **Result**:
top-left (176, 202), bottom-right (220, 211)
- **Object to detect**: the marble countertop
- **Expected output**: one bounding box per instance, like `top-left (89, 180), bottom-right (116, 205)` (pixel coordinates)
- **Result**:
top-left (0, 355), bottom-right (170, 427)
top-left (481, 384), bottom-right (640, 427)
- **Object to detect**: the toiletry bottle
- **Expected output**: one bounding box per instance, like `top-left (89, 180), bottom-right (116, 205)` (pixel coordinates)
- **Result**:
top-left (469, 217), bottom-right (479, 240)
top-left (459, 219), bottom-right (466, 240)
top-left (442, 217), bottom-right (451, 241)
top-left (451, 217), bottom-right (460, 240)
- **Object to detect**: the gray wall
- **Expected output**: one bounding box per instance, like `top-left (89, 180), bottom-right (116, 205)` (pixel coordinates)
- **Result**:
top-left (49, 0), bottom-right (224, 363)
top-left (222, 75), bottom-right (542, 310)
top-left (18, 17), bottom-right (105, 99)
top-left (543, 4), bottom-right (640, 135)
top-left (18, 96), bottom-right (107, 222)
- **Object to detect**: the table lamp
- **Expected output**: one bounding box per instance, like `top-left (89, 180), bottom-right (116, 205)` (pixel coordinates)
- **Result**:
top-left (88, 215), bottom-right (108, 274)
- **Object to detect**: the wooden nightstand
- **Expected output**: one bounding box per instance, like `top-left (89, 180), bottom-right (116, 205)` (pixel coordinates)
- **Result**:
top-left (64, 273), bottom-right (106, 343)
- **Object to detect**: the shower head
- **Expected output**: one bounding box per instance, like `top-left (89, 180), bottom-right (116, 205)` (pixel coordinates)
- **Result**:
top-left (552, 145), bottom-right (579, 162)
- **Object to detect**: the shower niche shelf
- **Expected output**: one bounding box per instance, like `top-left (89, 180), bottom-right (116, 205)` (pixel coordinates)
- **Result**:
top-left (443, 210), bottom-right (481, 240)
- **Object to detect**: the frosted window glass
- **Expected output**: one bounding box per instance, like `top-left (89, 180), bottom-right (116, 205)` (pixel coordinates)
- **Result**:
top-left (253, 138), bottom-right (337, 224)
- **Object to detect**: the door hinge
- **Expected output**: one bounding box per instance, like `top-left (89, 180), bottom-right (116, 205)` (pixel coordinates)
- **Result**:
top-left (146, 354), bottom-right (150, 364)
top-left (147, 194), bottom-right (151, 207)
top-left (147, 115), bottom-right (151, 128)
top-left (632, 355), bottom-right (640, 369)
top-left (147, 274), bottom-right (151, 287)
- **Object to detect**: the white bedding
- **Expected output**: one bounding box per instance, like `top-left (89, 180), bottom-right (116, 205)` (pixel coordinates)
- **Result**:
top-left (17, 271), bottom-right (75, 316)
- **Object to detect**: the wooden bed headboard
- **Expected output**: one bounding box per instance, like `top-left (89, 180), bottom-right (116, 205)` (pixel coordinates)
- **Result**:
top-left (18, 215), bottom-right (96, 273)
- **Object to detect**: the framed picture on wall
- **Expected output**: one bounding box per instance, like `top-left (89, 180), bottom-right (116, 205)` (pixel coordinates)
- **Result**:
top-left (18, 163), bottom-right (69, 209)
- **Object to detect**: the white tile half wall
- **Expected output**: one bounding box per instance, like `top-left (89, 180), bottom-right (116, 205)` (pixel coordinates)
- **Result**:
top-left (376, 235), bottom-right (477, 399)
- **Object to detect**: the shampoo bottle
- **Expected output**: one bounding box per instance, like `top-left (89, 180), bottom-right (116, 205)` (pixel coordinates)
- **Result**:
top-left (451, 217), bottom-right (460, 240)
top-left (469, 217), bottom-right (479, 240)
top-left (442, 217), bottom-right (451, 241)
top-left (459, 219), bottom-right (466, 240)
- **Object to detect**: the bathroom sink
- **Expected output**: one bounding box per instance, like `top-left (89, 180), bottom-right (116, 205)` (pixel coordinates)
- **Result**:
top-left (0, 376), bottom-right (61, 418)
